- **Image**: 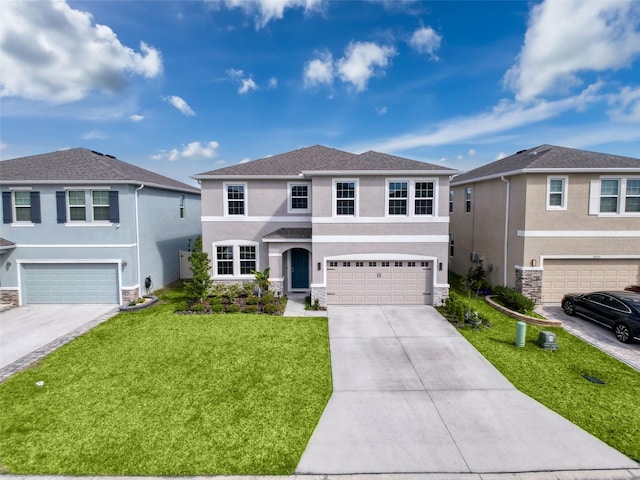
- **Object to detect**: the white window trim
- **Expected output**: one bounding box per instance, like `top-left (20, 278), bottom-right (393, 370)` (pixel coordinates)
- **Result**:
top-left (287, 182), bottom-right (311, 214)
top-left (66, 189), bottom-right (111, 224)
top-left (12, 191), bottom-right (34, 224)
top-left (223, 182), bottom-right (248, 217)
top-left (212, 240), bottom-right (259, 278)
top-left (332, 178), bottom-right (359, 217)
top-left (589, 176), bottom-right (640, 217)
top-left (546, 175), bottom-right (568, 211)
top-left (385, 178), bottom-right (438, 217)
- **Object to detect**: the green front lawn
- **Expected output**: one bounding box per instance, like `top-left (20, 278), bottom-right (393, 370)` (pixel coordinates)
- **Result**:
top-left (0, 287), bottom-right (332, 475)
top-left (446, 288), bottom-right (640, 462)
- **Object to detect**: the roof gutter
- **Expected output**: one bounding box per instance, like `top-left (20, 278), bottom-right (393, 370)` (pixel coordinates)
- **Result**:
top-left (500, 176), bottom-right (510, 286)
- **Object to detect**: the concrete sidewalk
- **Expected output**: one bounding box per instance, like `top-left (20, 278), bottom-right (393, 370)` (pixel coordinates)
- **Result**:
top-left (296, 306), bottom-right (639, 474)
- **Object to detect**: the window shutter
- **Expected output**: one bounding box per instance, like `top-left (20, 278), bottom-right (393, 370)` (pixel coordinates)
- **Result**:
top-left (588, 180), bottom-right (600, 215)
top-left (56, 191), bottom-right (67, 223)
top-left (31, 191), bottom-right (41, 223)
top-left (108, 191), bottom-right (119, 223)
top-left (2, 191), bottom-right (12, 224)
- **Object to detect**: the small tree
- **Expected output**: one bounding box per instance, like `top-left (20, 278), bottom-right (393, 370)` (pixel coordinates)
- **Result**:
top-left (461, 266), bottom-right (486, 321)
top-left (251, 267), bottom-right (271, 293)
top-left (185, 236), bottom-right (213, 304)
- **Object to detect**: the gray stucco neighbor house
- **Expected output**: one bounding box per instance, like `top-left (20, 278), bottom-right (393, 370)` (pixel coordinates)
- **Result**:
top-left (193, 145), bottom-right (458, 307)
top-left (0, 148), bottom-right (201, 305)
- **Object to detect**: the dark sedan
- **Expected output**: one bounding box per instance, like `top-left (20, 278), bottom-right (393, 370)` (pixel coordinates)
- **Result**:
top-left (561, 291), bottom-right (640, 343)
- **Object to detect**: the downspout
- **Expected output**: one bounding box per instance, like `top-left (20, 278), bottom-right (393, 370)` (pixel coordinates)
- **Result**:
top-left (500, 176), bottom-right (510, 286)
top-left (135, 184), bottom-right (145, 296)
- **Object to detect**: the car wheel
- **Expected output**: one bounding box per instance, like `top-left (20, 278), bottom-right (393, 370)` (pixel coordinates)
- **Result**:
top-left (562, 299), bottom-right (575, 316)
top-left (614, 323), bottom-right (632, 343)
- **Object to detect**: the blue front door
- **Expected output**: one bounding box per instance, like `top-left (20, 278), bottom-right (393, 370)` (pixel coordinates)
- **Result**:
top-left (291, 249), bottom-right (310, 289)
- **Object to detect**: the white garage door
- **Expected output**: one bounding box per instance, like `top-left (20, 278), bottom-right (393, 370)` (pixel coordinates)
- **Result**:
top-left (22, 263), bottom-right (119, 304)
top-left (327, 260), bottom-right (433, 305)
top-left (542, 259), bottom-right (640, 303)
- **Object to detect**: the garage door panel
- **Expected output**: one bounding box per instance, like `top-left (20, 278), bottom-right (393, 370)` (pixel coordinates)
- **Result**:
top-left (22, 264), bottom-right (118, 304)
top-left (542, 259), bottom-right (640, 303)
top-left (327, 260), bottom-right (433, 305)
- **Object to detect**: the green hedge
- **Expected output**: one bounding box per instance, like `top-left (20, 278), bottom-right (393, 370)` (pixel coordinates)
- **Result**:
top-left (492, 285), bottom-right (535, 314)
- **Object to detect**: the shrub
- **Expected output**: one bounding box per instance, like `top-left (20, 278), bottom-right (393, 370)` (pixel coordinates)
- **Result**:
top-left (190, 302), bottom-right (207, 313)
top-left (241, 280), bottom-right (258, 297)
top-left (210, 282), bottom-right (228, 298)
top-left (242, 304), bottom-right (259, 314)
top-left (443, 294), bottom-right (466, 322)
top-left (261, 292), bottom-right (276, 304)
top-left (210, 298), bottom-right (224, 314)
top-left (493, 285), bottom-right (535, 314)
top-left (225, 283), bottom-right (243, 302)
top-left (262, 303), bottom-right (279, 315)
top-left (225, 304), bottom-right (241, 313)
top-left (184, 236), bottom-right (213, 304)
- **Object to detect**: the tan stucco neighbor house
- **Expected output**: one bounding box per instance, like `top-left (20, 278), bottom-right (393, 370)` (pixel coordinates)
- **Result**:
top-left (449, 145), bottom-right (640, 304)
top-left (193, 145), bottom-right (458, 307)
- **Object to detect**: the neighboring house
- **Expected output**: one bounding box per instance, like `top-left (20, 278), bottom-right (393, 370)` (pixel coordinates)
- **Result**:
top-left (193, 145), bottom-right (457, 307)
top-left (0, 148), bottom-right (201, 305)
top-left (449, 145), bottom-right (640, 304)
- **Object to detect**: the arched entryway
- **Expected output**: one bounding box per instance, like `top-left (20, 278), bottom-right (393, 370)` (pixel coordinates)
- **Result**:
top-left (290, 248), bottom-right (310, 290)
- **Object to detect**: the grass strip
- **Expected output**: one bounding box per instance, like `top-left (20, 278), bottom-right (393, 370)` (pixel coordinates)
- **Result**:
top-left (0, 289), bottom-right (332, 475)
top-left (449, 288), bottom-right (640, 462)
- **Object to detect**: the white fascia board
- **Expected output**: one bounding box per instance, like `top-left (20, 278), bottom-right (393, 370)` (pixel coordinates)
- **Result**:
top-left (450, 167), bottom-right (640, 186)
top-left (301, 170), bottom-right (458, 176)
top-left (312, 216), bottom-right (449, 224)
top-left (517, 230), bottom-right (640, 237)
top-left (192, 175), bottom-right (301, 180)
top-left (3, 180), bottom-right (199, 195)
top-left (313, 234), bottom-right (449, 243)
top-left (262, 238), bottom-right (312, 243)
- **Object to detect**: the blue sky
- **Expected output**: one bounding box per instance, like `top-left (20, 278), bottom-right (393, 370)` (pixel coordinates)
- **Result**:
top-left (1, 0), bottom-right (640, 186)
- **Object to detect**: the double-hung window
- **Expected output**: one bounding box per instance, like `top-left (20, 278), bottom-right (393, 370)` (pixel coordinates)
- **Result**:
top-left (225, 184), bottom-right (246, 216)
top-left (92, 191), bottom-right (110, 221)
top-left (56, 189), bottom-right (119, 224)
top-left (288, 183), bottom-right (310, 213)
top-left (215, 242), bottom-right (258, 277)
top-left (179, 195), bottom-right (186, 218)
top-left (68, 190), bottom-right (87, 221)
top-left (414, 181), bottom-right (434, 215)
top-left (546, 176), bottom-right (567, 210)
top-left (335, 181), bottom-right (356, 216)
top-left (625, 179), bottom-right (640, 213)
top-left (449, 190), bottom-right (453, 213)
top-left (388, 181), bottom-right (408, 215)
top-left (589, 177), bottom-right (640, 216)
top-left (2, 190), bottom-right (41, 224)
top-left (465, 187), bottom-right (472, 213)
top-left (14, 191), bottom-right (32, 222)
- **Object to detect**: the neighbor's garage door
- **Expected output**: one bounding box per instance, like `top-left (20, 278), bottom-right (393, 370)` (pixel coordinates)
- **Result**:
top-left (22, 263), bottom-right (119, 304)
top-left (542, 259), bottom-right (640, 303)
top-left (327, 260), bottom-right (433, 305)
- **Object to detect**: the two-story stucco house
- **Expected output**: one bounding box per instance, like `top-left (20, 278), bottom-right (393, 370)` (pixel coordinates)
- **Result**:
top-left (0, 148), bottom-right (201, 305)
top-left (449, 145), bottom-right (640, 304)
top-left (193, 145), bottom-right (457, 307)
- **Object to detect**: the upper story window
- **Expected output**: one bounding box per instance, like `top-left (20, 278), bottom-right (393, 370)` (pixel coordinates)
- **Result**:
top-left (465, 187), bottom-right (472, 213)
top-left (449, 190), bottom-right (453, 213)
top-left (388, 181), bottom-right (408, 215)
top-left (225, 184), bottom-right (246, 216)
top-left (546, 176), bottom-right (567, 210)
top-left (179, 195), bottom-right (186, 218)
top-left (415, 181), bottom-right (434, 215)
top-left (56, 189), bottom-right (119, 224)
top-left (288, 183), bottom-right (310, 213)
top-left (589, 177), bottom-right (640, 216)
top-left (334, 180), bottom-right (357, 216)
top-left (2, 190), bottom-right (41, 224)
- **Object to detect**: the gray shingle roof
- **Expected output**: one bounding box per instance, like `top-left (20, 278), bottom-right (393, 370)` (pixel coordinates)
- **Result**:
top-left (0, 237), bottom-right (16, 249)
top-left (193, 145), bottom-right (457, 178)
top-left (262, 228), bottom-right (312, 240)
top-left (0, 148), bottom-right (200, 194)
top-left (451, 145), bottom-right (640, 185)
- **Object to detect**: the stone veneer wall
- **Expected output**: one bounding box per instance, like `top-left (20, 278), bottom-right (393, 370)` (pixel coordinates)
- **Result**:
top-left (121, 288), bottom-right (140, 305)
top-left (515, 268), bottom-right (543, 304)
top-left (1, 289), bottom-right (19, 304)
top-left (311, 286), bottom-right (327, 307)
top-left (432, 285), bottom-right (449, 307)
top-left (269, 280), bottom-right (283, 298)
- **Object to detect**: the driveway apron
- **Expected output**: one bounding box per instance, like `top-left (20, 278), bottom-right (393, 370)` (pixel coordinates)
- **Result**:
top-left (296, 305), bottom-right (638, 474)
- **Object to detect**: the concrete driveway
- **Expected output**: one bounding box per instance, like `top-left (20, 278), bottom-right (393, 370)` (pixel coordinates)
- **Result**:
top-left (296, 305), bottom-right (639, 474)
top-left (538, 305), bottom-right (640, 372)
top-left (0, 304), bottom-right (117, 377)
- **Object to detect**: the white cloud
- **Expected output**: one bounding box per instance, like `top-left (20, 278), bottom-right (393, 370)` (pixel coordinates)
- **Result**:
top-left (152, 141), bottom-right (219, 162)
top-left (239, 157), bottom-right (252, 164)
top-left (608, 85), bottom-right (640, 122)
top-left (303, 53), bottom-right (334, 87)
top-left (337, 42), bottom-right (396, 92)
top-left (219, 0), bottom-right (326, 29)
top-left (83, 130), bottom-right (108, 140)
top-left (468, 148), bottom-right (476, 157)
top-left (409, 26), bottom-right (442, 59)
top-left (495, 152), bottom-right (508, 160)
top-left (129, 114), bottom-right (144, 122)
top-left (0, 0), bottom-right (162, 104)
top-left (504, 0), bottom-right (640, 102)
top-left (239, 78), bottom-right (258, 94)
top-left (226, 68), bottom-right (245, 79)
top-left (268, 77), bottom-right (278, 89)
top-left (165, 96), bottom-right (195, 116)
top-left (364, 83), bottom-right (604, 152)
top-left (377, 106), bottom-right (388, 115)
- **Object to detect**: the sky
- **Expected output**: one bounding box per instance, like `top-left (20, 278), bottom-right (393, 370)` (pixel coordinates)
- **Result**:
top-left (1, 0), bottom-right (640, 187)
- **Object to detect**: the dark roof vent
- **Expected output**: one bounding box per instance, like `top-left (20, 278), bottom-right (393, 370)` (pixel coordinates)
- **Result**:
top-left (529, 151), bottom-right (538, 156)
top-left (105, 154), bottom-right (116, 159)
top-left (90, 150), bottom-right (104, 156)
top-left (516, 149), bottom-right (527, 154)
